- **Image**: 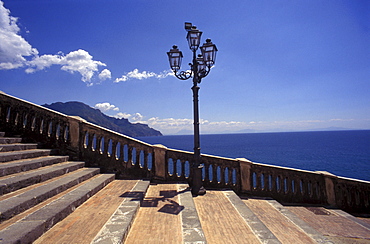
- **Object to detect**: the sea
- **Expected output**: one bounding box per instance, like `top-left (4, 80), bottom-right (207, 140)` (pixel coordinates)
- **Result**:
top-left (136, 130), bottom-right (370, 182)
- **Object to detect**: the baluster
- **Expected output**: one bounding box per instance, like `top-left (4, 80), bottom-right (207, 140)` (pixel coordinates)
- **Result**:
top-left (128, 146), bottom-right (133, 164)
top-left (224, 167), bottom-right (229, 185)
top-left (181, 159), bottom-right (186, 178)
top-left (220, 166), bottom-right (225, 185)
top-left (23, 113), bottom-right (28, 129)
top-left (264, 173), bottom-right (269, 191)
top-left (213, 164), bottom-right (217, 184)
top-left (272, 174), bottom-right (276, 192)
top-left (64, 125), bottom-right (69, 142)
top-left (135, 148), bottom-right (140, 167)
top-left (147, 152), bottom-right (153, 171)
top-left (185, 161), bottom-right (190, 178)
top-left (204, 163), bottom-right (210, 183)
top-left (31, 116), bottom-right (36, 131)
top-left (143, 150), bottom-right (148, 170)
top-left (283, 177), bottom-right (288, 194)
top-left (118, 142), bottom-right (124, 161)
top-left (291, 178), bottom-right (296, 194)
top-left (168, 158), bottom-right (174, 176)
top-left (113, 141), bottom-right (118, 159)
top-left (176, 159), bottom-right (182, 178)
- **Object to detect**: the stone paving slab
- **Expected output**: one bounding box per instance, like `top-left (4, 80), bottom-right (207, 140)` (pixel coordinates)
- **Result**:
top-left (92, 180), bottom-right (150, 244)
top-left (177, 184), bottom-right (207, 244)
top-left (242, 197), bottom-right (326, 244)
top-left (124, 183), bottom-right (184, 244)
top-left (332, 209), bottom-right (370, 231)
top-left (194, 190), bottom-right (261, 244)
top-left (265, 200), bottom-right (332, 244)
top-left (0, 174), bottom-right (114, 244)
top-left (286, 205), bottom-right (370, 241)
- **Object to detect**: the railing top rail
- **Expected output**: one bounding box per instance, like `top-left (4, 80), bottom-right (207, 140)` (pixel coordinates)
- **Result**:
top-left (250, 159), bottom-right (370, 183)
top-left (250, 160), bottom-right (326, 174)
top-left (80, 119), bottom-right (152, 147)
top-left (0, 91), bottom-right (68, 118)
top-left (0, 91), bottom-right (152, 147)
top-left (335, 176), bottom-right (370, 184)
top-left (167, 147), bottom-right (238, 161)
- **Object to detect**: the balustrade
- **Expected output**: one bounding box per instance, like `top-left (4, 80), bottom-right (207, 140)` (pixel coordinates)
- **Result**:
top-left (0, 93), bottom-right (71, 153)
top-left (249, 162), bottom-right (326, 204)
top-left (166, 149), bottom-right (240, 192)
top-left (0, 92), bottom-right (369, 213)
top-left (79, 122), bottom-right (154, 178)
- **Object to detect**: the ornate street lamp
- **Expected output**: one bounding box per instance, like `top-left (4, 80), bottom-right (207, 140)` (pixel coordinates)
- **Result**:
top-left (167, 22), bottom-right (218, 196)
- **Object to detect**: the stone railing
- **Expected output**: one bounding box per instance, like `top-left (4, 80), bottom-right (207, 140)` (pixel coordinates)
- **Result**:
top-left (1, 92), bottom-right (369, 213)
top-left (0, 92), bottom-right (154, 179)
top-left (162, 148), bottom-right (240, 192)
top-left (239, 159), bottom-right (370, 213)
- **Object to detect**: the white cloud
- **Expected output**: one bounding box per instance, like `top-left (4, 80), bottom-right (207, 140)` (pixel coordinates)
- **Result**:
top-left (131, 112), bottom-right (144, 121)
top-left (0, 2), bottom-right (109, 84)
top-left (25, 49), bottom-right (108, 84)
top-left (99, 68), bottom-right (111, 80)
top-left (141, 117), bottom-right (253, 135)
top-left (25, 54), bottom-right (62, 73)
top-left (114, 69), bottom-right (174, 83)
top-left (0, 1), bottom-right (38, 69)
top-left (114, 112), bottom-right (131, 119)
top-left (94, 102), bottom-right (119, 112)
top-left (114, 112), bottom-right (143, 122)
top-left (1, 2), bottom-right (175, 84)
top-left (106, 106), bottom-right (366, 134)
top-left (60, 49), bottom-right (107, 83)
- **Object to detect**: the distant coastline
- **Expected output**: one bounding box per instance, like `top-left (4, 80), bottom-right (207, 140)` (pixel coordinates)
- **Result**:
top-left (43, 101), bottom-right (162, 137)
top-left (168, 127), bottom-right (369, 136)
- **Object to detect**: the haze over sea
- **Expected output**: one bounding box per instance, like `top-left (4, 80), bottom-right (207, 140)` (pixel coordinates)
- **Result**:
top-left (137, 130), bottom-right (370, 182)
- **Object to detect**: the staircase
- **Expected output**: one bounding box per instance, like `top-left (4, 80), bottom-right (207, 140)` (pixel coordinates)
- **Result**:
top-left (0, 133), bottom-right (117, 243)
top-left (0, 133), bottom-right (369, 244)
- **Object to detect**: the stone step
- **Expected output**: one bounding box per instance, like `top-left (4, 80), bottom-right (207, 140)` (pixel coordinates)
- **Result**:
top-left (0, 143), bottom-right (38, 153)
top-left (0, 161), bottom-right (85, 195)
top-left (35, 179), bottom-right (148, 244)
top-left (0, 173), bottom-right (115, 244)
top-left (0, 149), bottom-right (52, 163)
top-left (0, 137), bottom-right (22, 144)
top-left (0, 155), bottom-right (69, 177)
top-left (0, 167), bottom-right (100, 222)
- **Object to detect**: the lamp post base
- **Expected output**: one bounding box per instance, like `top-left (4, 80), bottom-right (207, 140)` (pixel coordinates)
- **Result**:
top-left (192, 186), bottom-right (206, 197)
top-left (191, 165), bottom-right (206, 196)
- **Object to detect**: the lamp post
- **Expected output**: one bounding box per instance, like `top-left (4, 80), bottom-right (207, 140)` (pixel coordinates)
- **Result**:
top-left (167, 23), bottom-right (218, 196)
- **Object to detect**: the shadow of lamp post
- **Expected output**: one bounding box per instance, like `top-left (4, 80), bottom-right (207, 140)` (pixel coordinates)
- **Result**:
top-left (167, 22), bottom-right (218, 196)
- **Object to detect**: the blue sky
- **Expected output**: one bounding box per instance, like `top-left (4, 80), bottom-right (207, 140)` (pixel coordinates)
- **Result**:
top-left (0, 0), bottom-right (369, 135)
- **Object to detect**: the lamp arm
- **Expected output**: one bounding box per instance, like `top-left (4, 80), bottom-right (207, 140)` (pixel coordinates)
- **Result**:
top-left (174, 70), bottom-right (192, 80)
top-left (197, 66), bottom-right (211, 80)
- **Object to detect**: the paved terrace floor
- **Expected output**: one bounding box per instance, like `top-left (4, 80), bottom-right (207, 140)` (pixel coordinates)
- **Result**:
top-left (33, 182), bottom-right (370, 244)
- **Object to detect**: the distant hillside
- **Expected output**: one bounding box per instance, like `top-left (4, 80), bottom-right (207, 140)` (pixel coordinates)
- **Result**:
top-left (43, 101), bottom-right (162, 137)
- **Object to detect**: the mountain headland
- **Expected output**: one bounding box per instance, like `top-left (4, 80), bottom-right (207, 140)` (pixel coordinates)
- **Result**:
top-left (43, 102), bottom-right (162, 137)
